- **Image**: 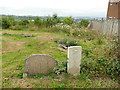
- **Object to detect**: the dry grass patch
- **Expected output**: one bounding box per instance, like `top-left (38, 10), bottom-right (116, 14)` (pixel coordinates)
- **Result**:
top-left (35, 33), bottom-right (61, 42)
top-left (2, 29), bottom-right (39, 35)
top-left (2, 41), bottom-right (26, 54)
top-left (12, 79), bottom-right (34, 88)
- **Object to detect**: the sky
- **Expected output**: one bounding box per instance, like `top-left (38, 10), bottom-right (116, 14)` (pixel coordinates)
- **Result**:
top-left (0, 0), bottom-right (109, 17)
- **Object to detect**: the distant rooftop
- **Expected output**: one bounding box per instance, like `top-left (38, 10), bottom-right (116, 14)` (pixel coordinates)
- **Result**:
top-left (109, 0), bottom-right (120, 2)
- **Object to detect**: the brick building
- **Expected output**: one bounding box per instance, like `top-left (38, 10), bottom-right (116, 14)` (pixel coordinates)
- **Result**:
top-left (107, 0), bottom-right (120, 19)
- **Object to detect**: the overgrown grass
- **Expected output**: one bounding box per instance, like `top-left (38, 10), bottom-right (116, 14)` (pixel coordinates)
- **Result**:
top-left (2, 26), bottom-right (119, 88)
top-left (54, 38), bottom-right (79, 47)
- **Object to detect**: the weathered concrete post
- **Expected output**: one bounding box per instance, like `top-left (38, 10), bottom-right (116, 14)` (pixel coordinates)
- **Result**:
top-left (67, 46), bottom-right (82, 75)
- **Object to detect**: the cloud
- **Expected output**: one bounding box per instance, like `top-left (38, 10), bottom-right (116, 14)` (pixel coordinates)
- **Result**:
top-left (0, 0), bottom-right (109, 17)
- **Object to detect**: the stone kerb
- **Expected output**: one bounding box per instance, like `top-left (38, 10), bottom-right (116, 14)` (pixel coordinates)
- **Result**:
top-left (23, 54), bottom-right (58, 78)
top-left (67, 46), bottom-right (82, 76)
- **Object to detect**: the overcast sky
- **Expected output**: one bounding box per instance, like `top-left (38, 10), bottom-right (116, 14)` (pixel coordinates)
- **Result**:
top-left (0, 0), bottom-right (109, 17)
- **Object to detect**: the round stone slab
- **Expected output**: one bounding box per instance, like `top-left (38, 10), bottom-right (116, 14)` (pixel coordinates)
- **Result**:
top-left (23, 54), bottom-right (58, 77)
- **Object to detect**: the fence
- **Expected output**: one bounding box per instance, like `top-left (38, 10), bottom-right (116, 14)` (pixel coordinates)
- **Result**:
top-left (89, 19), bottom-right (119, 36)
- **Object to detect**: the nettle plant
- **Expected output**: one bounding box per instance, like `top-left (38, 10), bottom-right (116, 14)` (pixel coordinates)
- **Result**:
top-left (80, 46), bottom-right (119, 79)
top-left (53, 60), bottom-right (67, 75)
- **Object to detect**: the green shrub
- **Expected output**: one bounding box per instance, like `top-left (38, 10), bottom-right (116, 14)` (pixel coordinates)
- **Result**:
top-left (59, 38), bottom-right (67, 45)
top-left (50, 27), bottom-right (60, 33)
top-left (46, 14), bottom-right (61, 27)
top-left (56, 38), bottom-right (79, 47)
top-left (87, 37), bottom-right (94, 41)
top-left (2, 16), bottom-right (11, 29)
top-left (97, 38), bottom-right (103, 45)
top-left (54, 60), bottom-right (67, 75)
top-left (42, 18), bottom-right (46, 25)
top-left (79, 19), bottom-right (89, 28)
top-left (61, 28), bottom-right (70, 35)
top-left (22, 19), bottom-right (29, 25)
top-left (50, 27), bottom-right (70, 35)
top-left (17, 70), bottom-right (23, 79)
top-left (54, 39), bottom-right (59, 43)
top-left (0, 17), bottom-right (1, 27)
top-left (18, 18), bottom-right (29, 26)
top-left (34, 16), bottom-right (42, 26)
top-left (65, 39), bottom-right (78, 47)
top-left (8, 16), bottom-right (16, 26)
top-left (80, 56), bottom-right (119, 79)
top-left (52, 14), bottom-right (61, 24)
top-left (84, 49), bottom-right (92, 57)
top-left (9, 25), bottom-right (22, 30)
top-left (62, 16), bottom-right (74, 25)
top-left (72, 29), bottom-right (80, 37)
top-left (28, 16), bottom-right (32, 23)
top-left (46, 17), bottom-right (53, 27)
top-left (72, 29), bottom-right (86, 38)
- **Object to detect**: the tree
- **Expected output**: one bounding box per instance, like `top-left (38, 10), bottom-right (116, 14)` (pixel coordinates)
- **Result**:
top-left (34, 16), bottom-right (42, 26)
top-left (52, 14), bottom-right (61, 24)
top-left (80, 19), bottom-right (89, 27)
top-left (46, 17), bottom-right (52, 27)
top-left (42, 18), bottom-right (46, 25)
top-left (53, 14), bottom-right (57, 20)
top-left (29, 16), bottom-right (32, 21)
top-left (2, 16), bottom-right (11, 29)
top-left (8, 16), bottom-right (16, 26)
top-left (19, 18), bottom-right (29, 26)
top-left (0, 17), bottom-right (2, 27)
top-left (52, 14), bottom-right (57, 25)
top-left (62, 16), bottom-right (74, 25)
top-left (28, 16), bottom-right (32, 24)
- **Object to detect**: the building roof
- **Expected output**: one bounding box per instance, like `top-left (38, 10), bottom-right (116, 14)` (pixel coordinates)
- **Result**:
top-left (109, 0), bottom-right (120, 2)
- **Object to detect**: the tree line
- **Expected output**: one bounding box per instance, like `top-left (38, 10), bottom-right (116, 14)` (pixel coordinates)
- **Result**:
top-left (1, 14), bottom-right (89, 29)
